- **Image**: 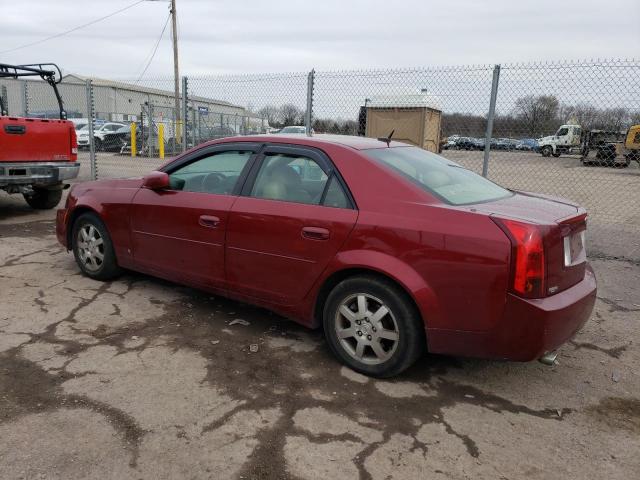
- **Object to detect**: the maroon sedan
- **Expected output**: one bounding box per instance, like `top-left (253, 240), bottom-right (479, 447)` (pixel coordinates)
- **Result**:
top-left (56, 135), bottom-right (596, 377)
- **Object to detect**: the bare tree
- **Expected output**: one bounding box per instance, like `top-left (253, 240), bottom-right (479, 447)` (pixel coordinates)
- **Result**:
top-left (629, 110), bottom-right (640, 126)
top-left (596, 108), bottom-right (628, 131)
top-left (257, 105), bottom-right (281, 127)
top-left (560, 102), bottom-right (599, 129)
top-left (513, 95), bottom-right (560, 137)
top-left (279, 104), bottom-right (304, 126)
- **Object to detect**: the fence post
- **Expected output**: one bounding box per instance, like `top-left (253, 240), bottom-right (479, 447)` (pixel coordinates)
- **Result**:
top-left (305, 69), bottom-right (315, 136)
top-left (85, 79), bottom-right (97, 180)
top-left (148, 102), bottom-right (154, 157)
top-left (0, 85), bottom-right (7, 115)
top-left (21, 80), bottom-right (29, 117)
top-left (181, 76), bottom-right (188, 152)
top-left (482, 64), bottom-right (501, 178)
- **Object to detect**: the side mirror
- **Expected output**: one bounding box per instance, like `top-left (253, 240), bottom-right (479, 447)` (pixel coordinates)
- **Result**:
top-left (142, 171), bottom-right (170, 190)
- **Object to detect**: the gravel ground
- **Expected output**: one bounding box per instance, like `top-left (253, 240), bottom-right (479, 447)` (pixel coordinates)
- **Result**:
top-left (1, 163), bottom-right (639, 479)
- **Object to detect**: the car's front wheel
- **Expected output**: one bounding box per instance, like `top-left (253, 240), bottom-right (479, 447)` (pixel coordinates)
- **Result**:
top-left (72, 213), bottom-right (122, 280)
top-left (323, 275), bottom-right (425, 378)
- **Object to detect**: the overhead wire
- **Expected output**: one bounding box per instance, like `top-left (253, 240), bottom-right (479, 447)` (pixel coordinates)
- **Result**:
top-left (0, 0), bottom-right (146, 54)
top-left (134, 11), bottom-right (171, 84)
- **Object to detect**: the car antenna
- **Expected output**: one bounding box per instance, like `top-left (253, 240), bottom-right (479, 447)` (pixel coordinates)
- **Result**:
top-left (377, 129), bottom-right (394, 147)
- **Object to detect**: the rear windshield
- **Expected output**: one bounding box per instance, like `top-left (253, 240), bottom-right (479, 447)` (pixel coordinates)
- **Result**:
top-left (363, 146), bottom-right (512, 205)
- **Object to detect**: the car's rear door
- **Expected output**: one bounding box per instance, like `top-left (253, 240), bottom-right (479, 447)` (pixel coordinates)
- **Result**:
top-left (225, 144), bottom-right (358, 305)
top-left (129, 143), bottom-right (259, 290)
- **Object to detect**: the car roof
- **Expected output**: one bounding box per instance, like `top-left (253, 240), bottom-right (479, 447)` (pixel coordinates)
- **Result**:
top-left (213, 134), bottom-right (410, 151)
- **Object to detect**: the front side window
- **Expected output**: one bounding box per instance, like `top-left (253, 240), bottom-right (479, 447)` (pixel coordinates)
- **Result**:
top-left (363, 146), bottom-right (511, 205)
top-left (556, 128), bottom-right (569, 136)
top-left (169, 150), bottom-right (252, 194)
top-left (251, 153), bottom-right (329, 205)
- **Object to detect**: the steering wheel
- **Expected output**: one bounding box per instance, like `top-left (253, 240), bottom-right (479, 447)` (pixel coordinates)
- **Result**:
top-left (202, 172), bottom-right (226, 193)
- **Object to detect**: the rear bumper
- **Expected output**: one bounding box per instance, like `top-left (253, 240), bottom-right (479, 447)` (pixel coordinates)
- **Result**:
top-left (0, 162), bottom-right (80, 187)
top-left (427, 264), bottom-right (597, 361)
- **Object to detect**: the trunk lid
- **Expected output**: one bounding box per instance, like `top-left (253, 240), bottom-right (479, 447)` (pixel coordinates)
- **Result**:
top-left (0, 117), bottom-right (77, 163)
top-left (472, 191), bottom-right (587, 297)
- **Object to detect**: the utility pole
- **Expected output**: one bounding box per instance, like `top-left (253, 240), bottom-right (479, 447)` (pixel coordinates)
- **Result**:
top-left (170, 0), bottom-right (181, 143)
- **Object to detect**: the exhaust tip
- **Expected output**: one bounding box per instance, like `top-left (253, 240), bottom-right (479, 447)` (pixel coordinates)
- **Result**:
top-left (539, 351), bottom-right (558, 366)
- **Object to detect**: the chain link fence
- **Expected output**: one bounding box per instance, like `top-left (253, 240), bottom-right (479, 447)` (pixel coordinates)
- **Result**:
top-left (1, 60), bottom-right (638, 258)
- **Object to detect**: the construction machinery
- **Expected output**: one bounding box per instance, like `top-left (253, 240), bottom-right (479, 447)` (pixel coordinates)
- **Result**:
top-left (580, 124), bottom-right (640, 168)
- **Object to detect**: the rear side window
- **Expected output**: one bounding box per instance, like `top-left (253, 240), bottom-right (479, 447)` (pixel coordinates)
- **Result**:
top-left (251, 153), bottom-right (328, 205)
top-left (363, 146), bottom-right (511, 205)
top-left (322, 176), bottom-right (349, 209)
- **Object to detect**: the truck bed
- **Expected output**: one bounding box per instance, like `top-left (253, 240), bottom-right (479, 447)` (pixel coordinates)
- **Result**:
top-left (1, 117), bottom-right (77, 162)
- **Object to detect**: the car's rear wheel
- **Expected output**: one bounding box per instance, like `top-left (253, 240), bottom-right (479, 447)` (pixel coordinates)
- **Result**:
top-left (23, 188), bottom-right (62, 209)
top-left (72, 213), bottom-right (122, 280)
top-left (323, 275), bottom-right (425, 378)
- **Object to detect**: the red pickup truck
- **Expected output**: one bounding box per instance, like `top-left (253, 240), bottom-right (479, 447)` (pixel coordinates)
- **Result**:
top-left (0, 64), bottom-right (79, 209)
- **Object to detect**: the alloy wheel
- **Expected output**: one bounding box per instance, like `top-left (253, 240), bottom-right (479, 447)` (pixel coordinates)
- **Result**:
top-left (334, 293), bottom-right (400, 365)
top-left (77, 224), bottom-right (104, 272)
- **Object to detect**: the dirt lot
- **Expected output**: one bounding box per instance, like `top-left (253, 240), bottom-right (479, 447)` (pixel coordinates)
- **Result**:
top-left (1, 157), bottom-right (639, 478)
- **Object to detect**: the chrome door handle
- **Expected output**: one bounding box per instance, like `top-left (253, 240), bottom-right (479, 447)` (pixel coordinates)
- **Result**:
top-left (302, 226), bottom-right (330, 241)
top-left (199, 215), bottom-right (220, 228)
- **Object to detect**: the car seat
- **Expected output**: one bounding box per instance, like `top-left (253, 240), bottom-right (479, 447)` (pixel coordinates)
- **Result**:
top-left (258, 164), bottom-right (312, 203)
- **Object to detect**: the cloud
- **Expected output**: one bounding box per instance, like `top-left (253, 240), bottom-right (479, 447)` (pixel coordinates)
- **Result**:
top-left (0, 0), bottom-right (638, 79)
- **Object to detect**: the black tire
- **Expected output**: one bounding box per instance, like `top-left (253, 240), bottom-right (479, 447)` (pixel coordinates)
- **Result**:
top-left (94, 138), bottom-right (102, 151)
top-left (23, 188), bottom-right (62, 209)
top-left (71, 212), bottom-right (122, 281)
top-left (323, 275), bottom-right (426, 378)
top-left (541, 146), bottom-right (552, 157)
top-left (552, 151), bottom-right (561, 158)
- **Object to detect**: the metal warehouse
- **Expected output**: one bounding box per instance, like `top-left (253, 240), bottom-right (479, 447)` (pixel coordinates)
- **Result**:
top-left (0, 74), bottom-right (246, 123)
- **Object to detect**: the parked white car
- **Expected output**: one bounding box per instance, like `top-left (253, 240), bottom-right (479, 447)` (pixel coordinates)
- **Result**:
top-left (74, 122), bottom-right (125, 150)
top-left (278, 126), bottom-right (308, 134)
top-left (93, 123), bottom-right (126, 149)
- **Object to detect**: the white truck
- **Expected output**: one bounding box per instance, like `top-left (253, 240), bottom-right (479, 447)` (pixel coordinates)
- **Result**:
top-left (538, 124), bottom-right (582, 157)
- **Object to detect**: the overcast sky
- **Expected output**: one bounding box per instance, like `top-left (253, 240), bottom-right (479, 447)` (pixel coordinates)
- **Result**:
top-left (1, 0), bottom-right (639, 79)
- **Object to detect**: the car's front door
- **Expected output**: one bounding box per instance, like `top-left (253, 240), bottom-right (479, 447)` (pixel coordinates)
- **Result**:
top-left (129, 144), bottom-right (258, 290)
top-left (225, 145), bottom-right (358, 305)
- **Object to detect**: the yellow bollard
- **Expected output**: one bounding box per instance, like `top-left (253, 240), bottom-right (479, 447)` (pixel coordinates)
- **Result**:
top-left (158, 123), bottom-right (165, 159)
top-left (130, 122), bottom-right (137, 157)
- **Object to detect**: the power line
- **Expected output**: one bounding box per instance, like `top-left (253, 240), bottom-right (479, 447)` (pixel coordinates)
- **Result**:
top-left (0, 0), bottom-right (146, 54)
top-left (135, 12), bottom-right (171, 84)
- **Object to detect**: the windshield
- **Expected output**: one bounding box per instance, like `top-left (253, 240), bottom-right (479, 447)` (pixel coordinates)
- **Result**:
top-left (363, 146), bottom-right (512, 205)
top-left (75, 123), bottom-right (88, 131)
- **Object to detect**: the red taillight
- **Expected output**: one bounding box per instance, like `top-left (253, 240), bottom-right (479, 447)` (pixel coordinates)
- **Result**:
top-left (493, 217), bottom-right (546, 298)
top-left (70, 126), bottom-right (78, 160)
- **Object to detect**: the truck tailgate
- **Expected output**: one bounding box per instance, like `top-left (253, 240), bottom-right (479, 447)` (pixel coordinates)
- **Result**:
top-left (0, 117), bottom-right (77, 162)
